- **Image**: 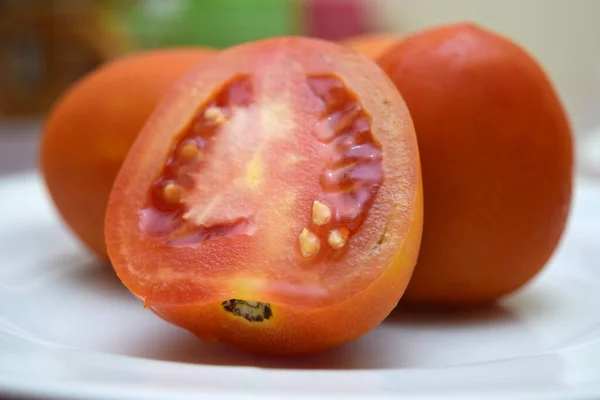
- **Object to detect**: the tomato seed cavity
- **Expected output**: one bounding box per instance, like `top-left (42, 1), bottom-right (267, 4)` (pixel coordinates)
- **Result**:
top-left (299, 75), bottom-right (384, 256)
top-left (142, 75), bottom-right (254, 242)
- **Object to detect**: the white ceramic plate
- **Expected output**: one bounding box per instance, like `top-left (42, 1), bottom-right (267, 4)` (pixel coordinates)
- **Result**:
top-left (0, 171), bottom-right (599, 400)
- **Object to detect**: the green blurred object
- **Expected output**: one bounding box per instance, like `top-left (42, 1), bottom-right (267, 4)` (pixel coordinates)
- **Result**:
top-left (124, 0), bottom-right (303, 49)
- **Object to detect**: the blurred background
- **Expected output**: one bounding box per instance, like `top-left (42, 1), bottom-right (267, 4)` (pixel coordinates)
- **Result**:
top-left (1, 0), bottom-right (599, 174)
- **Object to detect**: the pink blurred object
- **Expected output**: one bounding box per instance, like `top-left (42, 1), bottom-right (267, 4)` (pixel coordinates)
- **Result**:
top-left (306, 0), bottom-right (370, 41)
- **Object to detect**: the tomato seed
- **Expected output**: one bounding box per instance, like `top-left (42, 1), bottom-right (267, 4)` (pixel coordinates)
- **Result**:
top-left (312, 200), bottom-right (332, 226)
top-left (163, 182), bottom-right (185, 204)
top-left (179, 143), bottom-right (200, 161)
top-left (203, 106), bottom-right (226, 124)
top-left (328, 228), bottom-right (348, 250)
top-left (299, 228), bottom-right (320, 257)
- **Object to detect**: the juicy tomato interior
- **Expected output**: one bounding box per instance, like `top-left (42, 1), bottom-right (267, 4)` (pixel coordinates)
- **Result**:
top-left (107, 37), bottom-right (420, 313)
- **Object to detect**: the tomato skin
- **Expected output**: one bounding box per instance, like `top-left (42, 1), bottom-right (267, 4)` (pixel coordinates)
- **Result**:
top-left (378, 23), bottom-right (573, 307)
top-left (40, 48), bottom-right (215, 260)
top-left (105, 37), bottom-right (423, 355)
top-left (341, 33), bottom-right (402, 59)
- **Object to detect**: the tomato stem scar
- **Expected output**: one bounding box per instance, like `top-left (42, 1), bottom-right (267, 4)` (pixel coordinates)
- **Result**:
top-left (222, 299), bottom-right (273, 322)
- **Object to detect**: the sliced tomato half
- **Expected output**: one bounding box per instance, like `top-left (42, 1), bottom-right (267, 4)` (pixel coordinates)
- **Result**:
top-left (105, 37), bottom-right (423, 355)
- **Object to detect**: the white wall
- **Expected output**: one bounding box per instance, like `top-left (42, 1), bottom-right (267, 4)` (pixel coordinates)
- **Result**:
top-left (373, 0), bottom-right (600, 139)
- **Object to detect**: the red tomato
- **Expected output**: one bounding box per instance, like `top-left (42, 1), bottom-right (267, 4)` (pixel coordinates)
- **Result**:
top-left (378, 23), bottom-right (573, 306)
top-left (105, 37), bottom-right (423, 355)
top-left (341, 33), bottom-right (402, 60)
top-left (40, 48), bottom-right (215, 260)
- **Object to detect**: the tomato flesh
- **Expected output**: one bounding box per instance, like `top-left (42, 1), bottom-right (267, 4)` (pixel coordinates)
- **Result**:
top-left (106, 37), bottom-right (423, 355)
top-left (143, 73), bottom-right (384, 265)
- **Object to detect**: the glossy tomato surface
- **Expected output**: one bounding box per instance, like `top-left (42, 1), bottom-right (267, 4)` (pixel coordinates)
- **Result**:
top-left (378, 24), bottom-right (573, 307)
top-left (40, 48), bottom-right (215, 260)
top-left (106, 37), bottom-right (423, 355)
top-left (342, 33), bottom-right (402, 59)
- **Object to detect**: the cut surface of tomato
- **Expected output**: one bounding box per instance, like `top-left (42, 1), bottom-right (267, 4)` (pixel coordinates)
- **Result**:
top-left (106, 37), bottom-right (423, 355)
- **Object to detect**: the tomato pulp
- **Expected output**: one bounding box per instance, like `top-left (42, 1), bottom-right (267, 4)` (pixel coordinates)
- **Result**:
top-left (106, 37), bottom-right (423, 355)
